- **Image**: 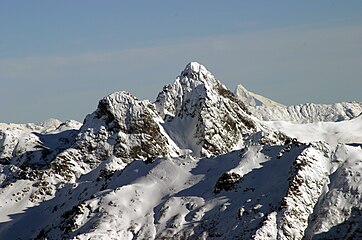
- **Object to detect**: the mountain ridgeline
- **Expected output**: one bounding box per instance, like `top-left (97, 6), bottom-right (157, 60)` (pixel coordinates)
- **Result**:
top-left (0, 62), bottom-right (361, 239)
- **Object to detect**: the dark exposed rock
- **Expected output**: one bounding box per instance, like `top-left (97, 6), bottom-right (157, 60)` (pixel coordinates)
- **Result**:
top-left (214, 172), bottom-right (242, 194)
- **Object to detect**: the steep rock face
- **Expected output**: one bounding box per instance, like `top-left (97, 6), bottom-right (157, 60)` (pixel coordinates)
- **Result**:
top-left (79, 91), bottom-right (176, 160)
top-left (274, 142), bottom-right (332, 240)
top-left (156, 62), bottom-right (257, 157)
top-left (51, 91), bottom-right (179, 182)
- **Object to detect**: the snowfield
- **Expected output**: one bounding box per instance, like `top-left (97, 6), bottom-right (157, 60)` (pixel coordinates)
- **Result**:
top-left (1, 62), bottom-right (361, 239)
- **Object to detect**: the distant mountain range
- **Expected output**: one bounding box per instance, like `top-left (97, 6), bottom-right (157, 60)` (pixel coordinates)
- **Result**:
top-left (235, 83), bottom-right (362, 123)
top-left (1, 62), bottom-right (361, 239)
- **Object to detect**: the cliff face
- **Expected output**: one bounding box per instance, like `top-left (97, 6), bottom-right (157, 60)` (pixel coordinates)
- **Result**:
top-left (0, 62), bottom-right (361, 240)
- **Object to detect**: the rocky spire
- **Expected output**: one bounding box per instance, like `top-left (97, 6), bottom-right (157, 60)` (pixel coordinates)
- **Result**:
top-left (155, 62), bottom-right (258, 157)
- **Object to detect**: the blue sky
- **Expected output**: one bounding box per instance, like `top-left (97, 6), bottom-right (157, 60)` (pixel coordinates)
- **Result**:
top-left (1, 1), bottom-right (362, 123)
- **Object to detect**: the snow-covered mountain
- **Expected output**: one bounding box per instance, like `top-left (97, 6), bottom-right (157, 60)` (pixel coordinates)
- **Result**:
top-left (235, 84), bottom-right (362, 123)
top-left (0, 62), bottom-right (361, 239)
top-left (235, 84), bottom-right (285, 108)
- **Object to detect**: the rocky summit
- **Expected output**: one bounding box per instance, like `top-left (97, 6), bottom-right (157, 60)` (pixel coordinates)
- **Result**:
top-left (1, 62), bottom-right (362, 239)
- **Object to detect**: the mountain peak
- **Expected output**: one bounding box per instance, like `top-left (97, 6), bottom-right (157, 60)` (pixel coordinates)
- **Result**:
top-left (180, 61), bottom-right (213, 84)
top-left (154, 62), bottom-right (260, 157)
top-left (182, 61), bottom-right (203, 75)
top-left (235, 84), bottom-right (285, 108)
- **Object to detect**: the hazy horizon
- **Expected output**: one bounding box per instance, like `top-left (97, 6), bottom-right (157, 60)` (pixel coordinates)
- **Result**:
top-left (1, 1), bottom-right (362, 123)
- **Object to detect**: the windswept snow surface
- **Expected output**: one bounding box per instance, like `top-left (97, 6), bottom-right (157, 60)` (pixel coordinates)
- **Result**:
top-left (265, 116), bottom-right (362, 147)
top-left (1, 62), bottom-right (362, 239)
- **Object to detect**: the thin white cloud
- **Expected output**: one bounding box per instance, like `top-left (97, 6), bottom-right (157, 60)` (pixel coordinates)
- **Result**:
top-left (1, 24), bottom-right (361, 79)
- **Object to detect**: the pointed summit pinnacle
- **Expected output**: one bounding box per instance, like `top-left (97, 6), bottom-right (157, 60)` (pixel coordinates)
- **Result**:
top-left (183, 62), bottom-right (203, 75)
top-left (180, 61), bottom-right (214, 83)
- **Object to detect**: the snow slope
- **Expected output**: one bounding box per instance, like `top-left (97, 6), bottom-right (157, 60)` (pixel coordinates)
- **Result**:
top-left (0, 119), bottom-right (81, 163)
top-left (0, 62), bottom-right (361, 240)
top-left (265, 115), bottom-right (362, 147)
